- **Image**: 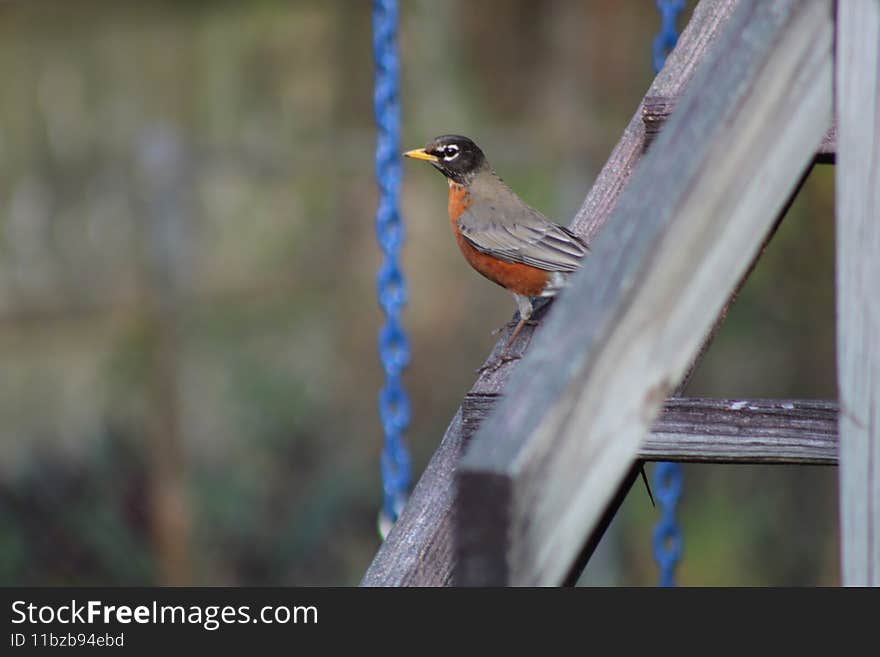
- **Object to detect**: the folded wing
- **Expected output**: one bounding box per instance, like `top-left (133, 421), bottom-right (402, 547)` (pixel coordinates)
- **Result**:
top-left (458, 206), bottom-right (588, 273)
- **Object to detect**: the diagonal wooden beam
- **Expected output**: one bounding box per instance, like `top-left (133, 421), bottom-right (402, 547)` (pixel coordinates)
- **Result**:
top-left (835, 0), bottom-right (880, 587)
top-left (564, 160), bottom-right (812, 583)
top-left (455, 0), bottom-right (833, 586)
top-left (361, 0), bottom-right (741, 587)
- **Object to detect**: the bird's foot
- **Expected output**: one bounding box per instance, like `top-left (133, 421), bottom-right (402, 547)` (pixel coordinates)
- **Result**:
top-left (476, 352), bottom-right (522, 374)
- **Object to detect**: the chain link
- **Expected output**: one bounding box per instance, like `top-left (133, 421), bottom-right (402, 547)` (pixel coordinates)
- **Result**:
top-left (653, 0), bottom-right (686, 73)
top-left (651, 0), bottom-right (685, 587)
top-left (652, 461), bottom-right (684, 586)
top-left (373, 0), bottom-right (411, 534)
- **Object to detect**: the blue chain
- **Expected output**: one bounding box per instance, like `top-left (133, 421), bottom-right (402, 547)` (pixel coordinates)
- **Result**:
top-left (653, 0), bottom-right (686, 73)
top-left (652, 462), bottom-right (684, 586)
top-left (651, 0), bottom-right (685, 587)
top-left (373, 0), bottom-right (412, 533)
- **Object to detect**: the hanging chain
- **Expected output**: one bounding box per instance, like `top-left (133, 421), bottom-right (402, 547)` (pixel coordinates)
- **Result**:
top-left (652, 462), bottom-right (684, 586)
top-left (651, 0), bottom-right (685, 587)
top-left (653, 0), bottom-right (686, 73)
top-left (373, 0), bottom-right (412, 537)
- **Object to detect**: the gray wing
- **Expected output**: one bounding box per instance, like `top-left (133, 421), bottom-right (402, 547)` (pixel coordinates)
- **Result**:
top-left (458, 204), bottom-right (588, 273)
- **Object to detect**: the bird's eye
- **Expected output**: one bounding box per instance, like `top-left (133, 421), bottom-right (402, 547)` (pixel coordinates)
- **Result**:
top-left (442, 145), bottom-right (460, 161)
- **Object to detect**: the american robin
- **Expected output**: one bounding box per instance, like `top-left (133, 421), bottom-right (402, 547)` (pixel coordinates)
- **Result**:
top-left (405, 134), bottom-right (654, 505)
top-left (404, 134), bottom-right (588, 364)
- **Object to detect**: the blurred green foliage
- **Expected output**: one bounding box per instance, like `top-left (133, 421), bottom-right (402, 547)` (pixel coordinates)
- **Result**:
top-left (0, 0), bottom-right (837, 586)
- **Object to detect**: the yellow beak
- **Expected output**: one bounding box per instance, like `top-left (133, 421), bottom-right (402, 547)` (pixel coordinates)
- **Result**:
top-left (403, 148), bottom-right (439, 162)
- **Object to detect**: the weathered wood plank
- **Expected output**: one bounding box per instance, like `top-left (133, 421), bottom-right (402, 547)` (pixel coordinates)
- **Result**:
top-left (360, 0), bottom-right (741, 587)
top-left (647, 398), bottom-right (837, 464)
top-left (835, 0), bottom-right (880, 587)
top-left (463, 396), bottom-right (838, 465)
top-left (563, 162), bottom-right (811, 583)
top-left (642, 95), bottom-right (837, 163)
top-left (456, 0), bottom-right (833, 586)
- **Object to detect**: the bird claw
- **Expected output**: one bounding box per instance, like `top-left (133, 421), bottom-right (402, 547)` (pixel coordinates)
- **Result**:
top-left (476, 353), bottom-right (523, 374)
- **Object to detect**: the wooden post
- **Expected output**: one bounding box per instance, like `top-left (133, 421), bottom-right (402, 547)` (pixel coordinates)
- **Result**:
top-left (456, 0), bottom-right (833, 586)
top-left (835, 0), bottom-right (880, 587)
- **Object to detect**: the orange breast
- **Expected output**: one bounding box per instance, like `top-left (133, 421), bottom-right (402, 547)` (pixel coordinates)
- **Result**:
top-left (448, 182), bottom-right (550, 297)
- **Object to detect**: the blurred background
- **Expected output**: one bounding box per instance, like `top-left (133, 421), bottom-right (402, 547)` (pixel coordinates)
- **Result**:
top-left (0, 0), bottom-right (838, 586)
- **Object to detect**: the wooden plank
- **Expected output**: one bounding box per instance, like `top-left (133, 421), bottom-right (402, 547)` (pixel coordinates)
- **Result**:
top-left (463, 396), bottom-right (838, 465)
top-left (456, 0), bottom-right (833, 586)
top-left (361, 0), bottom-right (741, 587)
top-left (564, 163), bottom-right (811, 583)
top-left (647, 398), bottom-right (837, 464)
top-left (835, 0), bottom-right (880, 587)
top-left (643, 95), bottom-right (837, 164)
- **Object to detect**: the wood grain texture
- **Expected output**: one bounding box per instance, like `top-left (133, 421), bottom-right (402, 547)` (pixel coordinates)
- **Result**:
top-left (456, 0), bottom-right (833, 586)
top-left (835, 0), bottom-right (880, 587)
top-left (361, 0), bottom-right (741, 588)
top-left (463, 396), bottom-right (838, 465)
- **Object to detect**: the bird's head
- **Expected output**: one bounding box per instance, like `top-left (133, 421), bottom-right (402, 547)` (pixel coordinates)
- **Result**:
top-left (403, 134), bottom-right (487, 184)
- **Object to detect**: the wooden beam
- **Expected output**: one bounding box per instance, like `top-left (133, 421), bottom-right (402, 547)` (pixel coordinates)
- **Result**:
top-left (642, 95), bottom-right (837, 163)
top-left (563, 163), bottom-right (811, 582)
top-left (835, 0), bottom-right (880, 587)
top-left (456, 0), bottom-right (833, 586)
top-left (361, 0), bottom-right (741, 588)
top-left (463, 396), bottom-right (838, 465)
top-left (647, 398), bottom-right (837, 464)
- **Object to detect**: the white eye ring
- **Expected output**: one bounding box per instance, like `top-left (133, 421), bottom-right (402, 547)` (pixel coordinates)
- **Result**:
top-left (442, 145), bottom-right (460, 161)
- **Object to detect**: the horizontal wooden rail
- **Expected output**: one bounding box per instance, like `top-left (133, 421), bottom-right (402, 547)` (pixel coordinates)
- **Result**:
top-left (462, 396), bottom-right (838, 465)
top-left (642, 95), bottom-right (837, 163)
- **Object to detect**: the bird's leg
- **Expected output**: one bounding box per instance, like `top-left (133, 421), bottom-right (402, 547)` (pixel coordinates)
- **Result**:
top-left (478, 295), bottom-right (534, 373)
top-left (489, 316), bottom-right (539, 337)
top-left (503, 316), bottom-right (529, 353)
top-left (502, 293), bottom-right (535, 355)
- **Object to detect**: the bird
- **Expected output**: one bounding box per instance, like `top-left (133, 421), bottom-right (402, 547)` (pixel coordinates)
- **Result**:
top-left (404, 134), bottom-right (654, 506)
top-left (404, 134), bottom-right (588, 366)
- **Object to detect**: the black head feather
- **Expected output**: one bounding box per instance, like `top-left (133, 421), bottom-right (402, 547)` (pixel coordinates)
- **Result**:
top-left (421, 135), bottom-right (488, 184)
